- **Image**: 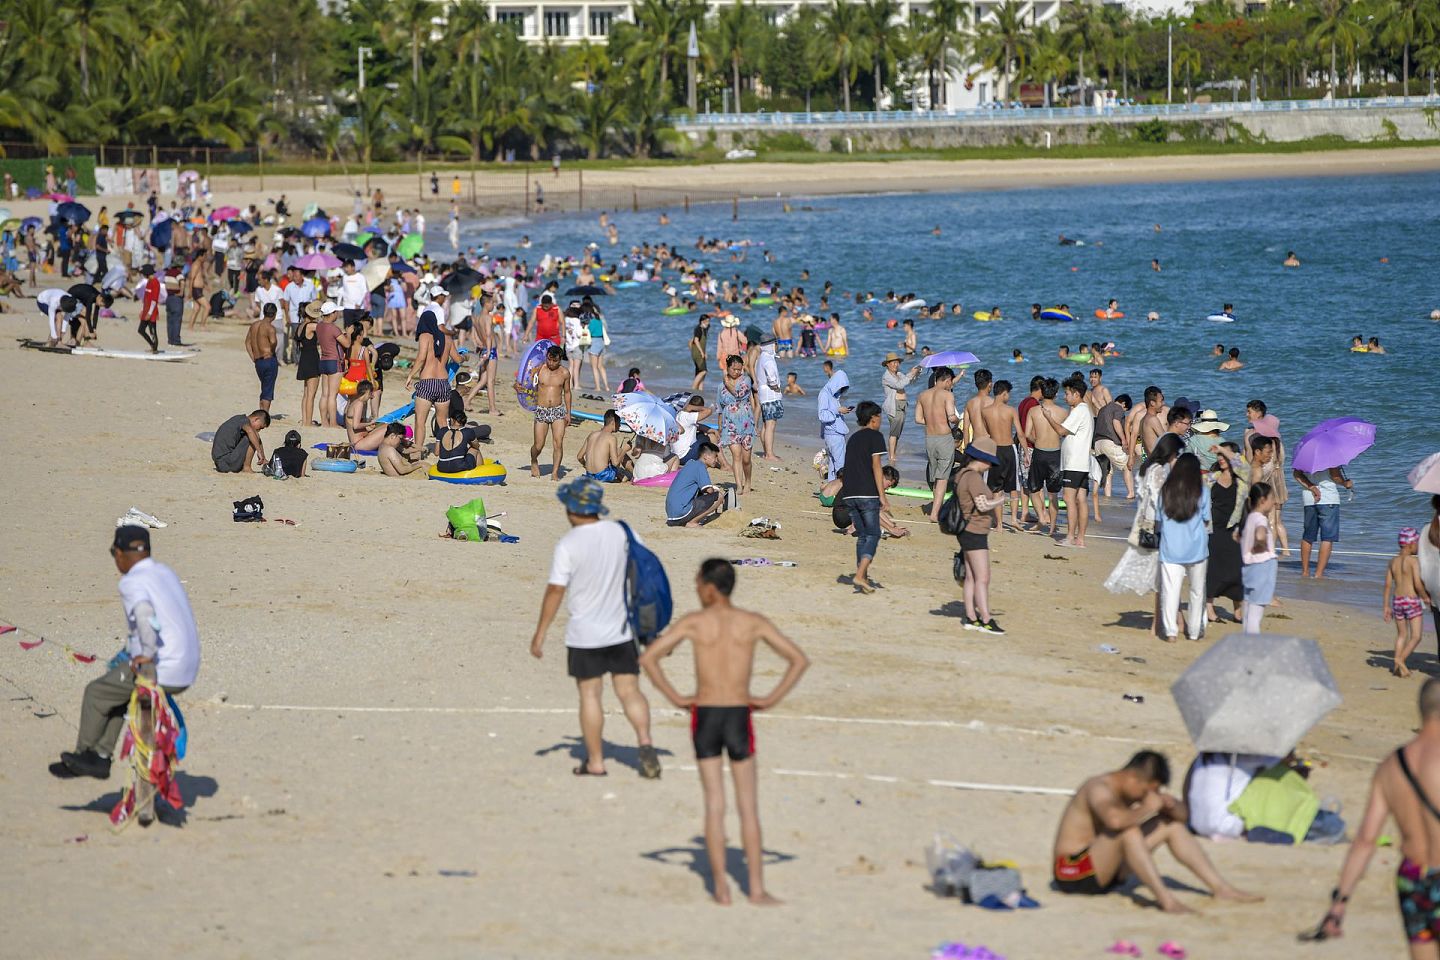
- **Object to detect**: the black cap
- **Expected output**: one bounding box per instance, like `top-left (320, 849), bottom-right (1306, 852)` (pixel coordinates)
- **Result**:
top-left (113, 525), bottom-right (150, 552)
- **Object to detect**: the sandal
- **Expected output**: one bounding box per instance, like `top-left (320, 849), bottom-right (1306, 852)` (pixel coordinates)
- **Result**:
top-left (572, 765), bottom-right (607, 777)
top-left (1157, 941), bottom-right (1186, 959)
top-left (1106, 943), bottom-right (1141, 957)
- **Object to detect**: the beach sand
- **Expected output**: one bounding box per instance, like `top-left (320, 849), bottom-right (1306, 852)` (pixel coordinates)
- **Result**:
top-left (0, 266), bottom-right (1424, 957)
top-left (7, 146), bottom-right (1440, 226)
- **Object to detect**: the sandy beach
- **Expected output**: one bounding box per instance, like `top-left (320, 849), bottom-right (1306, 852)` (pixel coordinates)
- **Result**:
top-left (0, 248), bottom-right (1427, 957)
top-left (6, 147), bottom-right (1440, 226)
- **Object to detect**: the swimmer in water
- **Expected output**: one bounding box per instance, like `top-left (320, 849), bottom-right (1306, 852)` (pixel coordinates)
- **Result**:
top-left (784, 371), bottom-right (805, 397)
top-left (1058, 345), bottom-right (1071, 359)
top-left (932, 226), bottom-right (942, 237)
top-left (1218, 347), bottom-right (1244, 371)
top-left (659, 212), bottom-right (670, 225)
top-left (1101, 299), bottom-right (1120, 319)
top-left (1367, 336), bottom-right (1386, 354)
top-left (1012, 348), bottom-right (1025, 363)
top-left (1031, 303), bottom-right (1042, 322)
top-left (1283, 250), bottom-right (1300, 268)
top-left (520, 235), bottom-right (532, 249)
top-left (989, 306), bottom-right (1002, 320)
top-left (1212, 343), bottom-right (1225, 357)
top-left (1220, 303), bottom-right (1235, 320)
top-left (1059, 234), bottom-right (1077, 246)
top-left (1151, 258), bottom-right (1161, 273)
top-left (899, 319), bottom-right (916, 356)
top-left (1350, 335), bottom-right (1366, 351)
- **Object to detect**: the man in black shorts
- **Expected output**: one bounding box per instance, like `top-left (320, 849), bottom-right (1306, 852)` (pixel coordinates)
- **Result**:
top-left (530, 477), bottom-right (662, 780)
top-left (641, 559), bottom-right (809, 905)
top-left (1024, 378), bottom-right (1065, 533)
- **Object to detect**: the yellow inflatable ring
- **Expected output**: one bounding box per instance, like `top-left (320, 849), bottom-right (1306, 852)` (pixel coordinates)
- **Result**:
top-left (428, 459), bottom-right (508, 485)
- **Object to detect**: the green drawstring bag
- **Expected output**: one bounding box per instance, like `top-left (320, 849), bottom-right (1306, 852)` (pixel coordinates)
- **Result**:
top-left (446, 498), bottom-right (487, 542)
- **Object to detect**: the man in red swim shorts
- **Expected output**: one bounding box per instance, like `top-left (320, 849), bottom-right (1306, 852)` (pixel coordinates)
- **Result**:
top-left (1052, 750), bottom-right (1261, 913)
top-left (640, 559), bottom-right (809, 906)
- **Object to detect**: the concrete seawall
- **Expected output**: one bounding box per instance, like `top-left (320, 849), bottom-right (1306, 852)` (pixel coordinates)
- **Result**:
top-left (680, 104), bottom-right (1440, 153)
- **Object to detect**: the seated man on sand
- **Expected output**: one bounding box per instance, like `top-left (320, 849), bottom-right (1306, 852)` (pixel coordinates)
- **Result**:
top-left (1053, 750), bottom-right (1261, 914)
top-left (576, 410), bottom-right (632, 482)
top-left (665, 442), bottom-right (725, 528)
top-left (377, 424), bottom-right (428, 477)
top-left (211, 410), bottom-right (270, 474)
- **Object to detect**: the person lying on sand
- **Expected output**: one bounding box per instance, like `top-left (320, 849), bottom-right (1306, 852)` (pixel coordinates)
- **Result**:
top-left (1053, 750), bottom-right (1262, 914)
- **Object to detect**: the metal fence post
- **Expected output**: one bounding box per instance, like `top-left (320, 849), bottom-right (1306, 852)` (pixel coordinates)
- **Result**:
top-left (578, 168), bottom-right (583, 211)
top-left (732, 195), bottom-right (738, 221)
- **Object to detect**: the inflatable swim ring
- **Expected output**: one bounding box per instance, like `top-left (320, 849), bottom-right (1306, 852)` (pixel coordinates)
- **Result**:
top-left (1350, 346), bottom-right (1370, 353)
top-left (972, 311), bottom-right (993, 321)
top-left (314, 443), bottom-right (376, 457)
top-left (1206, 314), bottom-right (1236, 323)
top-left (1067, 354), bottom-right (1093, 363)
top-left (898, 299), bottom-right (926, 310)
top-left (751, 296), bottom-right (775, 306)
top-left (313, 458), bottom-right (358, 473)
top-left (1040, 309), bottom-right (1075, 322)
top-left (514, 338), bottom-right (554, 412)
top-left (662, 306), bottom-right (689, 316)
top-left (614, 280), bottom-right (642, 289)
top-left (1093, 309), bottom-right (1125, 319)
top-left (634, 470), bottom-right (678, 488)
top-left (428, 459), bottom-right (508, 485)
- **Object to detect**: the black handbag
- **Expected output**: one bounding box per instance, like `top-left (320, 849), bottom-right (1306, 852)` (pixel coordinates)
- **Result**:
top-left (1136, 525), bottom-right (1160, 550)
top-left (952, 550), bottom-right (966, 583)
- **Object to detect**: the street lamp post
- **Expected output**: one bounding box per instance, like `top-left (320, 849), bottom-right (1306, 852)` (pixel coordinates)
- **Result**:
top-left (1166, 23), bottom-right (1172, 104)
top-left (358, 45), bottom-right (372, 93)
top-left (686, 22), bottom-right (698, 113)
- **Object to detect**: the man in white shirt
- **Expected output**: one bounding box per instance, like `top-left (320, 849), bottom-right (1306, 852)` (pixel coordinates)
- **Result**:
top-left (1040, 375), bottom-right (1095, 548)
top-left (338, 258), bottom-right (369, 323)
top-left (755, 334), bottom-right (784, 462)
top-left (530, 478), bottom-right (661, 780)
top-left (282, 265), bottom-right (313, 363)
top-left (51, 526), bottom-right (200, 783)
top-left (37, 288), bottom-right (78, 345)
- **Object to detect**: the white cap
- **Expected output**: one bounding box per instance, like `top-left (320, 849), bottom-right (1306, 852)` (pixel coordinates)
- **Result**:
top-left (430, 286), bottom-right (449, 298)
top-left (319, 301), bottom-right (342, 315)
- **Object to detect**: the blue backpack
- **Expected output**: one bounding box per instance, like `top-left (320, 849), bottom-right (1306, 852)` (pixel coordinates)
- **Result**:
top-left (617, 521), bottom-right (672, 645)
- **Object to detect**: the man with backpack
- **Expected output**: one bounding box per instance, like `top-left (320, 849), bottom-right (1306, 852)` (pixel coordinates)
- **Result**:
top-left (530, 477), bottom-right (663, 780)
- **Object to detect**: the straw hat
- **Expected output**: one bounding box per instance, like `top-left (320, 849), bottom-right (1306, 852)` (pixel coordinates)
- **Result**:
top-left (720, 314), bottom-right (740, 328)
top-left (303, 300), bottom-right (324, 319)
top-left (879, 352), bottom-right (904, 365)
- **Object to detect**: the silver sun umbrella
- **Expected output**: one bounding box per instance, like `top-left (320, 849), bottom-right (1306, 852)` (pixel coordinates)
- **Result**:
top-left (1170, 634), bottom-right (1342, 757)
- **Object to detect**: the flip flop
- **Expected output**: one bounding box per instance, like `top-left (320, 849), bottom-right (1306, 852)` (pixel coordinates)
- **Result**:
top-left (572, 765), bottom-right (607, 777)
top-left (1105, 942), bottom-right (1141, 957)
top-left (1157, 941), bottom-right (1186, 959)
top-left (973, 894), bottom-right (1013, 911)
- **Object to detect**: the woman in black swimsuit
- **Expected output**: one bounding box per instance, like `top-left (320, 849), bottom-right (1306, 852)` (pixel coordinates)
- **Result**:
top-left (295, 304), bottom-right (321, 426)
top-left (434, 411), bottom-right (492, 474)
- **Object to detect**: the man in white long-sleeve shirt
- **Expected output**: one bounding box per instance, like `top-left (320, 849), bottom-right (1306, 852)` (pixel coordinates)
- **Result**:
top-left (50, 526), bottom-right (200, 781)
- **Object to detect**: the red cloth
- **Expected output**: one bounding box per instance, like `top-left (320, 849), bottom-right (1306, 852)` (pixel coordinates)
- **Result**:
top-left (1017, 396), bottom-right (1039, 447)
top-left (534, 304), bottom-right (561, 343)
top-left (140, 276), bottom-right (161, 324)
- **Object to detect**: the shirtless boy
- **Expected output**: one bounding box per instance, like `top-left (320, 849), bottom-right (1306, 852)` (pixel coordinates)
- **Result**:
top-left (1385, 527), bottom-right (1433, 678)
top-left (527, 345), bottom-right (572, 480)
top-left (981, 380), bottom-right (1023, 528)
top-left (1025, 378), bottom-right (1064, 535)
top-left (376, 424), bottom-right (428, 477)
top-left (771, 306), bottom-right (794, 359)
top-left (916, 367), bottom-right (960, 523)
top-left (1054, 750), bottom-right (1261, 914)
top-left (1132, 386), bottom-right (1169, 457)
top-left (245, 305), bottom-right (280, 412)
top-left (1086, 368), bottom-right (1112, 415)
top-left (577, 410), bottom-right (631, 482)
top-left (898, 319), bottom-right (916, 356)
top-left (962, 369), bottom-right (993, 448)
top-left (639, 559), bottom-right (809, 906)
top-left (1313, 678), bottom-right (1440, 952)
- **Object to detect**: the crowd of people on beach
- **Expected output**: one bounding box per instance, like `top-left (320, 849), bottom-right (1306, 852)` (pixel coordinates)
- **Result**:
top-left (23, 185), bottom-right (1440, 950)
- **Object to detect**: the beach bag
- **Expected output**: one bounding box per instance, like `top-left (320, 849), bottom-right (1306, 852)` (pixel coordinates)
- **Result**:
top-left (937, 493), bottom-right (964, 537)
top-left (232, 496), bottom-right (264, 522)
top-left (1129, 480), bottom-right (1160, 550)
top-left (965, 866), bottom-right (1023, 905)
top-left (617, 521), bottom-right (672, 646)
top-left (446, 498), bottom-right (487, 542)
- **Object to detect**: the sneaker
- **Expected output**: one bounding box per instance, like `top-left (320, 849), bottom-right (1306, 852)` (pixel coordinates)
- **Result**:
top-left (638, 744), bottom-right (662, 780)
top-left (962, 619), bottom-right (985, 632)
top-left (59, 749), bottom-right (111, 779)
top-left (125, 507), bottom-right (167, 529)
top-left (981, 619), bottom-right (1007, 636)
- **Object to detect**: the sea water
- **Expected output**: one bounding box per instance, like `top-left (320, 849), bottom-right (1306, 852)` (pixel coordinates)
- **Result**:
top-left (461, 171), bottom-right (1440, 577)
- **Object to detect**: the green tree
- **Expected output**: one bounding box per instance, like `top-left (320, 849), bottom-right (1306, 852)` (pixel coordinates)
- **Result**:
top-left (861, 0), bottom-right (903, 108)
top-left (1026, 23), bottom-right (1071, 107)
top-left (818, 0), bottom-right (868, 111)
top-left (1060, 2), bottom-right (1111, 104)
top-left (1308, 0), bottom-right (1369, 95)
top-left (1378, 0), bottom-right (1439, 97)
top-left (713, 1), bottom-right (766, 110)
top-left (974, 0), bottom-right (1033, 101)
top-left (913, 0), bottom-right (968, 108)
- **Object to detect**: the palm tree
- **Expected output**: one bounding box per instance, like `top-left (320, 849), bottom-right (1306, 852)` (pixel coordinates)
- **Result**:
top-left (973, 0), bottom-right (1033, 102)
top-left (1173, 45), bottom-right (1201, 104)
top-left (915, 0), bottom-right (968, 108)
top-left (1059, 3), bottom-right (1110, 106)
top-left (389, 0), bottom-right (435, 118)
top-left (629, 0), bottom-right (706, 95)
top-left (63, 0), bottom-right (135, 98)
top-left (577, 73), bottom-right (628, 159)
top-left (1026, 23), bottom-right (1071, 107)
top-left (713, 1), bottom-right (765, 111)
top-left (818, 0), bottom-right (868, 112)
top-left (1307, 0), bottom-right (1368, 96)
top-left (860, 0), bottom-right (903, 108)
top-left (1378, 0), bottom-right (1439, 97)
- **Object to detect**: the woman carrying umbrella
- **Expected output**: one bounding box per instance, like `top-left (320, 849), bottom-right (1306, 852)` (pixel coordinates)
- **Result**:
top-left (717, 353), bottom-right (759, 496)
top-left (1420, 494), bottom-right (1440, 650)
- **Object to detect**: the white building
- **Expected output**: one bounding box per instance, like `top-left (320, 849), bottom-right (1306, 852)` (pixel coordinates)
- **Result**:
top-left (477, 0), bottom-right (1079, 110)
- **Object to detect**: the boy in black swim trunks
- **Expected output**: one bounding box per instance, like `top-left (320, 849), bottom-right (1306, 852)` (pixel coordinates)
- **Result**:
top-left (640, 559), bottom-right (809, 906)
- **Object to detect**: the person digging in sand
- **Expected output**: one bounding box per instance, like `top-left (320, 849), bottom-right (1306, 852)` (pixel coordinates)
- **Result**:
top-left (640, 558), bottom-right (809, 905)
top-left (1053, 750), bottom-right (1263, 914)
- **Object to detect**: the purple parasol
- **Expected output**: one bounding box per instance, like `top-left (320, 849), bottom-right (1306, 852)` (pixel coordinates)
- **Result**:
top-left (1291, 417), bottom-right (1376, 473)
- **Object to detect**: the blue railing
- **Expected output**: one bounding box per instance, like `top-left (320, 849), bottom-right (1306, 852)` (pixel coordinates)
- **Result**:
top-left (672, 95), bottom-right (1440, 127)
